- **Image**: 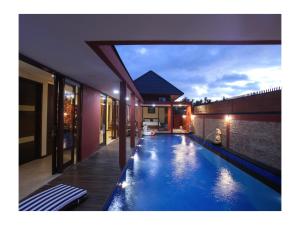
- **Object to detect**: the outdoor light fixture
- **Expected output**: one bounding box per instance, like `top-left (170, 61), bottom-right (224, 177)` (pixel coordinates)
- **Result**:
top-left (135, 103), bottom-right (139, 107)
top-left (126, 97), bottom-right (129, 101)
top-left (113, 89), bottom-right (119, 94)
top-left (152, 104), bottom-right (156, 107)
top-left (118, 181), bottom-right (129, 189)
top-left (225, 115), bottom-right (232, 123)
top-left (182, 115), bottom-right (187, 119)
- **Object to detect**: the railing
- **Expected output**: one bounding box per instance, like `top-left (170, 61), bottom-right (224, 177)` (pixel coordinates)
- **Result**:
top-left (193, 86), bottom-right (281, 114)
top-left (197, 87), bottom-right (282, 105)
top-left (224, 86), bottom-right (281, 101)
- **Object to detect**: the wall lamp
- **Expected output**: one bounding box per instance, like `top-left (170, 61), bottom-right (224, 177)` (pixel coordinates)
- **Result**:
top-left (225, 115), bottom-right (232, 123)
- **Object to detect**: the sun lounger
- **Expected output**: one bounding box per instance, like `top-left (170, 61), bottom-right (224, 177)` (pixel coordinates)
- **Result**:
top-left (19, 184), bottom-right (87, 211)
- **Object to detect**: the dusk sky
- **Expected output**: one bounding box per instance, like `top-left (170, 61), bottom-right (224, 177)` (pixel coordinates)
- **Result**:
top-left (116, 45), bottom-right (281, 101)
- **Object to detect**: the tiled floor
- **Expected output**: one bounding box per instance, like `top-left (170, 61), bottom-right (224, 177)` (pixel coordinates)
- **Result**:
top-left (19, 136), bottom-right (139, 210)
top-left (19, 155), bottom-right (59, 200)
top-left (156, 128), bottom-right (188, 134)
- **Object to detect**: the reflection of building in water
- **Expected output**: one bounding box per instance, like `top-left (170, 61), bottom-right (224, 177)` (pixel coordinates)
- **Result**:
top-left (172, 135), bottom-right (197, 178)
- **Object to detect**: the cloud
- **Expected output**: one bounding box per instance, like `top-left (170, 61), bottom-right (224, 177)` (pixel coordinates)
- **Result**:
top-left (192, 85), bottom-right (208, 96)
top-left (116, 45), bottom-right (281, 100)
top-left (136, 47), bottom-right (148, 55)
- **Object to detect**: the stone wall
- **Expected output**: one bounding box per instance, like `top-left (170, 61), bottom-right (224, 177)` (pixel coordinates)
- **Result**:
top-left (192, 116), bottom-right (203, 137)
top-left (230, 120), bottom-right (281, 170)
top-left (204, 118), bottom-right (228, 147)
top-left (191, 115), bottom-right (281, 170)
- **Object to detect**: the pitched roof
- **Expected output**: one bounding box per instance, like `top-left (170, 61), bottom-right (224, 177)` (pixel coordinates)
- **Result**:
top-left (134, 70), bottom-right (184, 96)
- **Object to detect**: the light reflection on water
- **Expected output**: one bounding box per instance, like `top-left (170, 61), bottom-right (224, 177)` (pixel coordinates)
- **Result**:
top-left (172, 135), bottom-right (198, 178)
top-left (107, 135), bottom-right (281, 210)
top-left (213, 168), bottom-right (240, 201)
top-left (108, 169), bottom-right (135, 211)
top-left (108, 195), bottom-right (123, 210)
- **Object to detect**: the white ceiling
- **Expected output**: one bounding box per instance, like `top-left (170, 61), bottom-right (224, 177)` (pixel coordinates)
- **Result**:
top-left (19, 14), bottom-right (281, 99)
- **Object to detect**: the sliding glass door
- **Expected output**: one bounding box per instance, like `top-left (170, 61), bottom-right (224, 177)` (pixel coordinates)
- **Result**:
top-left (53, 77), bottom-right (81, 173)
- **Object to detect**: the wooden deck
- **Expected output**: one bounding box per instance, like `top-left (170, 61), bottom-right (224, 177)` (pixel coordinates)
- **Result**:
top-left (24, 137), bottom-right (138, 211)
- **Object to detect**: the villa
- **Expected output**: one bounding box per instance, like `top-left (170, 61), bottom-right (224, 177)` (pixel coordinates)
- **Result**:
top-left (134, 70), bottom-right (192, 134)
top-left (19, 14), bottom-right (281, 211)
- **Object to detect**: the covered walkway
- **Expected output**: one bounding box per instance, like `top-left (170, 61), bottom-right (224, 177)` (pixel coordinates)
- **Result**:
top-left (21, 137), bottom-right (139, 211)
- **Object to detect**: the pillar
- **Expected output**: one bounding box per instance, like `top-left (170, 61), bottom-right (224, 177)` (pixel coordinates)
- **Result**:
top-left (119, 81), bottom-right (126, 170)
top-left (185, 105), bottom-right (192, 132)
top-left (226, 118), bottom-right (230, 149)
top-left (130, 93), bottom-right (135, 148)
top-left (112, 99), bottom-right (117, 139)
top-left (168, 103), bottom-right (173, 133)
top-left (137, 100), bottom-right (142, 138)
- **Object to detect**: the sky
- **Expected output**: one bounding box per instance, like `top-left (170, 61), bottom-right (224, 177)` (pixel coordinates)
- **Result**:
top-left (116, 45), bottom-right (281, 101)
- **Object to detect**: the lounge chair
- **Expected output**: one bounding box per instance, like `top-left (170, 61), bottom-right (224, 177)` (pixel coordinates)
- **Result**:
top-left (19, 184), bottom-right (87, 211)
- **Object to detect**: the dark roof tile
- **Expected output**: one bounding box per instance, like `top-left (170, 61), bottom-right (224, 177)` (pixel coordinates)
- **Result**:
top-left (134, 71), bottom-right (184, 96)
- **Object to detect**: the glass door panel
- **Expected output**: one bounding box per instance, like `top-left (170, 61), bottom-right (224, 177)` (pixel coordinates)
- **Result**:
top-left (63, 84), bottom-right (75, 166)
top-left (106, 96), bottom-right (113, 144)
top-left (158, 107), bottom-right (168, 131)
top-left (99, 94), bottom-right (106, 145)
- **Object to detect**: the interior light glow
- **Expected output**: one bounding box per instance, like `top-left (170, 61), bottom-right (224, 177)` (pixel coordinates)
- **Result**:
top-left (126, 97), bottom-right (129, 101)
top-left (152, 104), bottom-right (156, 107)
top-left (182, 115), bottom-right (187, 119)
top-left (191, 115), bottom-right (195, 120)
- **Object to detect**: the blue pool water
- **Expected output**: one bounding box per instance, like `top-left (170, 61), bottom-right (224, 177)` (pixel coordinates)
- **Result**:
top-left (106, 135), bottom-right (281, 211)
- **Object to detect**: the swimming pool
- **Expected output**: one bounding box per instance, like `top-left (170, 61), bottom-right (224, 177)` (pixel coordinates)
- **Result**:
top-left (105, 135), bottom-right (281, 211)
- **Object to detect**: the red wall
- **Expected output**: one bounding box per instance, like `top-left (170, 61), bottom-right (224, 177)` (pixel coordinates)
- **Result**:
top-left (81, 85), bottom-right (100, 160)
top-left (173, 114), bottom-right (183, 128)
top-left (194, 90), bottom-right (281, 114)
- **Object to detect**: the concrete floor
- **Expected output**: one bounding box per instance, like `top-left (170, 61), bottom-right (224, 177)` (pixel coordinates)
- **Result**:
top-left (19, 136), bottom-right (139, 205)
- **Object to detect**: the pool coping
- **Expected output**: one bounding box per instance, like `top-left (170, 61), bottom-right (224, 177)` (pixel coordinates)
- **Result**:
top-left (187, 133), bottom-right (281, 193)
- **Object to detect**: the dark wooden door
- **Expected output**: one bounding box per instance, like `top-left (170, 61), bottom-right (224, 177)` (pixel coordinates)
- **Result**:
top-left (47, 84), bottom-right (55, 156)
top-left (19, 77), bottom-right (42, 165)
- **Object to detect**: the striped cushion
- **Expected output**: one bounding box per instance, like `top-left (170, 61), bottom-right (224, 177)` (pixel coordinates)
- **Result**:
top-left (19, 184), bottom-right (87, 211)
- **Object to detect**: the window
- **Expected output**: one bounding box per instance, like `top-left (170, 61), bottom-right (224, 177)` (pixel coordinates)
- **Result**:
top-left (148, 107), bottom-right (155, 114)
top-left (158, 97), bottom-right (167, 102)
